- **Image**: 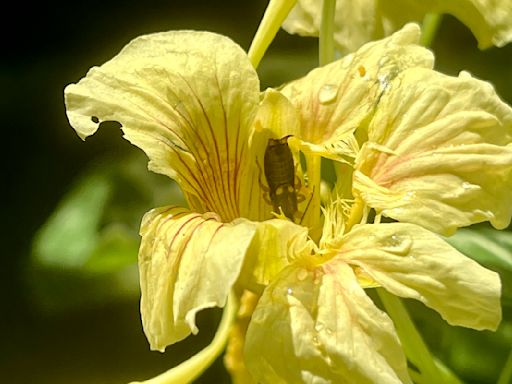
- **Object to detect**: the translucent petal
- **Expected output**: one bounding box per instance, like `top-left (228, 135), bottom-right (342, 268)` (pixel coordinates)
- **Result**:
top-left (355, 68), bottom-right (512, 235)
top-left (138, 206), bottom-right (256, 351)
top-left (282, 0), bottom-right (512, 52)
top-left (65, 31), bottom-right (260, 222)
top-left (379, 0), bottom-right (512, 49)
top-left (340, 223), bottom-right (502, 330)
top-left (282, 0), bottom-right (384, 53)
top-left (245, 260), bottom-right (411, 384)
top-left (281, 24), bottom-right (433, 162)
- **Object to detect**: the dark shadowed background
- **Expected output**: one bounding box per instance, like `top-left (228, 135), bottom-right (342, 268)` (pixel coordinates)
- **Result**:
top-left (2, 1), bottom-right (511, 383)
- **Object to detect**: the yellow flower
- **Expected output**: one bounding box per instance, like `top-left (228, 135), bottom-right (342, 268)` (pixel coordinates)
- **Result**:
top-left (65, 23), bottom-right (511, 383)
top-left (64, 31), bottom-right (310, 355)
top-left (240, 24), bottom-right (511, 384)
top-left (282, 0), bottom-right (512, 52)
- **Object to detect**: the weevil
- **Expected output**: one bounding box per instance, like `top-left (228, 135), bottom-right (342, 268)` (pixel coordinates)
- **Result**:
top-left (263, 135), bottom-right (300, 221)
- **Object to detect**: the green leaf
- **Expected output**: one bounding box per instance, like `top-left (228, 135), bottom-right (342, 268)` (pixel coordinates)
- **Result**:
top-left (445, 227), bottom-right (512, 272)
top-left (32, 170), bottom-right (113, 269)
top-left (29, 153), bottom-right (185, 311)
top-left (83, 224), bottom-right (139, 274)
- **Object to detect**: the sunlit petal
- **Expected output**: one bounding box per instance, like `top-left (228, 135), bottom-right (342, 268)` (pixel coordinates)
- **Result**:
top-left (65, 31), bottom-right (260, 222)
top-left (281, 24), bottom-right (433, 161)
top-left (138, 206), bottom-right (256, 351)
top-left (339, 223), bottom-right (502, 330)
top-left (354, 69), bottom-right (512, 235)
top-left (245, 260), bottom-right (411, 384)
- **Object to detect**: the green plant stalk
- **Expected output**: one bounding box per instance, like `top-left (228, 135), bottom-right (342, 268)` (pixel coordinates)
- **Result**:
top-left (319, 0), bottom-right (337, 66)
top-left (497, 348), bottom-right (512, 384)
top-left (305, 154), bottom-right (322, 243)
top-left (377, 289), bottom-right (446, 384)
top-left (248, 0), bottom-right (298, 69)
top-left (434, 357), bottom-right (465, 384)
top-left (420, 13), bottom-right (442, 47)
top-left (128, 291), bottom-right (239, 384)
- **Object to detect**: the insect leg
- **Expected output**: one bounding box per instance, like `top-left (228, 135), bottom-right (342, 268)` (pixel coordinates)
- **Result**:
top-left (298, 186), bottom-right (315, 225)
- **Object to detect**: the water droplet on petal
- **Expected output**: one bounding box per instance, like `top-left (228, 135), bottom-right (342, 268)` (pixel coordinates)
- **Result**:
top-left (312, 336), bottom-right (319, 345)
top-left (287, 287), bottom-right (293, 296)
top-left (382, 233), bottom-right (413, 255)
top-left (403, 191), bottom-right (415, 201)
top-left (325, 328), bottom-right (333, 335)
top-left (341, 54), bottom-right (354, 68)
top-left (325, 356), bottom-right (333, 366)
top-left (390, 234), bottom-right (401, 246)
top-left (378, 74), bottom-right (390, 89)
top-left (297, 268), bottom-right (308, 281)
top-left (462, 181), bottom-right (479, 191)
top-left (318, 84), bottom-right (338, 104)
top-left (314, 323), bottom-right (324, 332)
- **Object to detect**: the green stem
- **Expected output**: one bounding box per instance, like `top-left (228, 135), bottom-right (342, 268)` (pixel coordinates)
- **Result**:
top-left (497, 348), bottom-right (512, 384)
top-left (319, 0), bottom-right (337, 66)
top-left (434, 357), bottom-right (465, 384)
top-left (420, 13), bottom-right (442, 47)
top-left (377, 289), bottom-right (445, 384)
top-left (129, 292), bottom-right (239, 384)
top-left (248, 0), bottom-right (298, 69)
top-left (305, 154), bottom-right (322, 242)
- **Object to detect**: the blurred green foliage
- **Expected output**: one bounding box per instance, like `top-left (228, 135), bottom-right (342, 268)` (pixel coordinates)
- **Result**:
top-left (29, 153), bottom-right (184, 311)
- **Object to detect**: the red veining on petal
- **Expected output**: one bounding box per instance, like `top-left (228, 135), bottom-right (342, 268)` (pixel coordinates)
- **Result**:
top-left (165, 215), bottom-right (206, 262)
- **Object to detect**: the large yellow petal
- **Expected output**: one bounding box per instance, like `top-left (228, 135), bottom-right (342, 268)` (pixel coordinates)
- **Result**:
top-left (65, 31), bottom-right (260, 222)
top-left (354, 69), bottom-right (512, 235)
top-left (282, 0), bottom-right (512, 52)
top-left (244, 260), bottom-right (411, 384)
top-left (138, 206), bottom-right (256, 352)
top-left (339, 223), bottom-right (502, 331)
top-left (280, 24), bottom-right (433, 162)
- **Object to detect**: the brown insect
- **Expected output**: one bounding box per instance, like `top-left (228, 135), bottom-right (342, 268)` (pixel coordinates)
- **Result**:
top-left (263, 135), bottom-right (298, 220)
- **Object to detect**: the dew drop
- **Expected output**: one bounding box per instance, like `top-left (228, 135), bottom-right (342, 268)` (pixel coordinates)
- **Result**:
top-left (314, 323), bottom-right (324, 332)
top-left (403, 191), bottom-right (415, 201)
top-left (312, 336), bottom-right (319, 345)
top-left (91, 116), bottom-right (99, 124)
top-left (325, 356), bottom-right (333, 366)
top-left (462, 181), bottom-right (473, 190)
top-left (390, 234), bottom-right (401, 246)
top-left (325, 328), bottom-right (333, 335)
top-left (318, 84), bottom-right (338, 104)
top-left (297, 268), bottom-right (308, 281)
top-left (287, 287), bottom-right (293, 296)
top-left (378, 74), bottom-right (390, 91)
top-left (341, 54), bottom-right (354, 68)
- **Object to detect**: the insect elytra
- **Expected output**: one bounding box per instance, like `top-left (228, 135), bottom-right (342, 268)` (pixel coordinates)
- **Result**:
top-left (263, 135), bottom-right (298, 220)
